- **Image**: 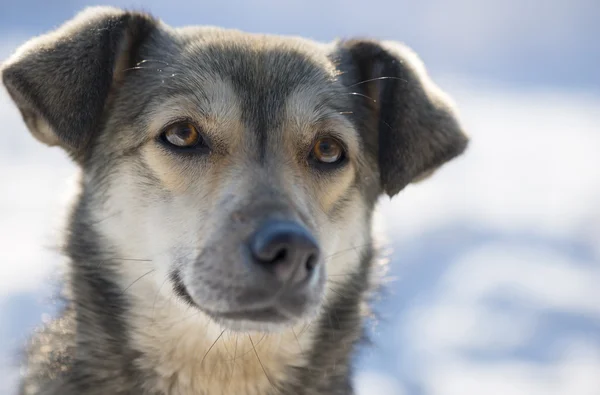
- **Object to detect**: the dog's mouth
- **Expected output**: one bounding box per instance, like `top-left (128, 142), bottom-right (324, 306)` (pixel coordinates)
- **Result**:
top-left (204, 306), bottom-right (290, 324)
top-left (171, 271), bottom-right (197, 307)
top-left (170, 270), bottom-right (321, 329)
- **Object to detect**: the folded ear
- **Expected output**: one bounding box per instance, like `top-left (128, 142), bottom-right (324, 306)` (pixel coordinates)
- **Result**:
top-left (1, 7), bottom-right (157, 160)
top-left (332, 40), bottom-right (469, 196)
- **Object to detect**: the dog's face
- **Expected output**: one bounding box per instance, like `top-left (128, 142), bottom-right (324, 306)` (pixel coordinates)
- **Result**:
top-left (2, 7), bottom-right (468, 332)
top-left (91, 35), bottom-right (376, 331)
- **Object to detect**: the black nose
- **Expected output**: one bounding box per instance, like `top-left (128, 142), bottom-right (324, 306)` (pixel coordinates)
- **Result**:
top-left (249, 220), bottom-right (320, 285)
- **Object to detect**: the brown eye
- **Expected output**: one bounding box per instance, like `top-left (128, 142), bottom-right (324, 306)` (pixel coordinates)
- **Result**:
top-left (161, 122), bottom-right (203, 148)
top-left (311, 137), bottom-right (345, 164)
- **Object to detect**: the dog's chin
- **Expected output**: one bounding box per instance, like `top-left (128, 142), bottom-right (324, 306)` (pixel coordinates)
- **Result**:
top-left (202, 308), bottom-right (312, 333)
top-left (171, 273), bottom-right (320, 333)
top-left (196, 301), bottom-right (318, 333)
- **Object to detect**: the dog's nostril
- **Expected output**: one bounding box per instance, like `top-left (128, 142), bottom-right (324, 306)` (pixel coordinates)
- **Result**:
top-left (271, 249), bottom-right (287, 265)
top-left (249, 220), bottom-right (320, 285)
top-left (305, 254), bottom-right (317, 272)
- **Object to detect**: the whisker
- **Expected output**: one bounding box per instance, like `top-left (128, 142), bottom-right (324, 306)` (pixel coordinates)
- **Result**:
top-left (84, 210), bottom-right (123, 227)
top-left (292, 327), bottom-right (304, 356)
top-left (297, 321), bottom-right (313, 337)
top-left (346, 92), bottom-right (377, 102)
top-left (120, 269), bottom-right (155, 294)
top-left (327, 287), bottom-right (347, 300)
top-left (249, 335), bottom-right (275, 389)
top-left (324, 242), bottom-right (373, 260)
top-left (123, 59), bottom-right (171, 72)
top-left (170, 309), bottom-right (202, 326)
top-left (381, 119), bottom-right (394, 132)
top-left (348, 76), bottom-right (407, 88)
top-left (327, 311), bottom-right (335, 334)
top-left (152, 275), bottom-right (171, 318)
top-left (94, 256), bottom-right (153, 269)
top-left (136, 59), bottom-right (170, 66)
top-left (326, 265), bottom-right (365, 278)
top-left (228, 333), bottom-right (268, 361)
top-left (200, 330), bottom-right (225, 367)
top-left (114, 258), bottom-right (152, 262)
top-left (327, 279), bottom-right (363, 292)
top-left (123, 66), bottom-right (152, 72)
top-left (225, 335), bottom-right (238, 391)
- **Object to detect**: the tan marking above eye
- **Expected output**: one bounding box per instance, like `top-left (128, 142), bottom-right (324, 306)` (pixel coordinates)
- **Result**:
top-left (312, 137), bottom-right (345, 163)
top-left (162, 122), bottom-right (202, 148)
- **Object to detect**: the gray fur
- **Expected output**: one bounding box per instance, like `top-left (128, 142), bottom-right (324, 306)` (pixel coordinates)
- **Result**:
top-left (2, 6), bottom-right (468, 395)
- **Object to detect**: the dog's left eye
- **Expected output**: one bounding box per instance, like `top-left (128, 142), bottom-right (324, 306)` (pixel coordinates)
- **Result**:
top-left (160, 122), bottom-right (204, 148)
top-left (311, 137), bottom-right (345, 164)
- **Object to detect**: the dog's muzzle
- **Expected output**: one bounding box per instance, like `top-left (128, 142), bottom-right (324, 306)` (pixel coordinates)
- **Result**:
top-left (176, 218), bottom-right (325, 329)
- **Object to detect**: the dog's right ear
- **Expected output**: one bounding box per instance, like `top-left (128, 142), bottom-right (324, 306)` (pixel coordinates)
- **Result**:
top-left (1, 7), bottom-right (157, 161)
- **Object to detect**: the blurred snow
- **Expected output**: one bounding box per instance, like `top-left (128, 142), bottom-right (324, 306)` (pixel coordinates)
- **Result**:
top-left (1, 0), bottom-right (598, 88)
top-left (1, 8), bottom-right (600, 393)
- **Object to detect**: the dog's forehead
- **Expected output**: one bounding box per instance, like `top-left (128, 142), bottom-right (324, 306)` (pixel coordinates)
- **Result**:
top-left (174, 28), bottom-right (336, 79)
top-left (157, 30), bottom-right (344, 122)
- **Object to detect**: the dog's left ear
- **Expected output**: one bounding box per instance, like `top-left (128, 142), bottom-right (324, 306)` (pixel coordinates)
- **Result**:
top-left (332, 40), bottom-right (469, 196)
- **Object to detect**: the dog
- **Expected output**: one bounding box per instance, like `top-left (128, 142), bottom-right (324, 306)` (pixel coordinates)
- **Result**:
top-left (2, 6), bottom-right (468, 395)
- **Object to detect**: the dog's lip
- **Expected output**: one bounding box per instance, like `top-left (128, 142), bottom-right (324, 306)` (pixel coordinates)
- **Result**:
top-left (171, 271), bottom-right (298, 323)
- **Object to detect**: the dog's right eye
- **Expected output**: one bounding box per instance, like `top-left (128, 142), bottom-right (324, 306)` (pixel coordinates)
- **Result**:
top-left (160, 122), bottom-right (205, 149)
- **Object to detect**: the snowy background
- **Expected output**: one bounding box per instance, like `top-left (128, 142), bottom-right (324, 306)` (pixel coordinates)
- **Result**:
top-left (1, 1), bottom-right (599, 394)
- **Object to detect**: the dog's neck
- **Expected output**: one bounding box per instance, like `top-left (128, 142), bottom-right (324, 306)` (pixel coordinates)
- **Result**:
top-left (125, 277), bottom-right (315, 395)
top-left (66, 261), bottom-right (370, 395)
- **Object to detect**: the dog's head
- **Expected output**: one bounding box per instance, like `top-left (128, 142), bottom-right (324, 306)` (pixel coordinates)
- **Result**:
top-left (2, 7), bottom-right (467, 332)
